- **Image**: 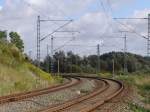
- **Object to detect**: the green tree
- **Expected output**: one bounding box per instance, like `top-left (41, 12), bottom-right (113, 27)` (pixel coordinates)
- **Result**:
top-left (9, 32), bottom-right (24, 52)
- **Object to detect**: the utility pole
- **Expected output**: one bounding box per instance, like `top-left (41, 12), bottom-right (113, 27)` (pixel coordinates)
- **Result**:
top-left (37, 15), bottom-right (40, 67)
top-left (57, 59), bottom-right (60, 75)
top-left (148, 14), bottom-right (150, 56)
top-left (119, 31), bottom-right (128, 74)
top-left (37, 17), bottom-right (78, 75)
top-left (46, 44), bottom-right (49, 73)
top-left (97, 44), bottom-right (100, 73)
top-left (37, 16), bottom-right (73, 68)
top-left (75, 56), bottom-right (78, 73)
top-left (51, 36), bottom-right (54, 74)
top-left (124, 34), bottom-right (127, 73)
top-left (112, 59), bottom-right (115, 79)
top-left (101, 34), bottom-right (130, 74)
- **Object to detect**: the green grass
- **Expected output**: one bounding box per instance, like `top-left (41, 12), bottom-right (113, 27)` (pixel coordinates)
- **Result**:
top-left (138, 84), bottom-right (150, 104)
top-left (116, 73), bottom-right (150, 104)
top-left (0, 41), bottom-right (62, 96)
top-left (98, 72), bottom-right (112, 78)
top-left (116, 73), bottom-right (150, 111)
top-left (99, 72), bottom-right (150, 111)
top-left (27, 63), bottom-right (54, 82)
top-left (129, 103), bottom-right (150, 112)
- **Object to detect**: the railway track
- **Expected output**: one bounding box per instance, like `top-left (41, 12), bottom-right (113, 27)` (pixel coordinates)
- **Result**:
top-left (0, 77), bottom-right (97, 112)
top-left (0, 77), bottom-right (81, 104)
top-left (0, 75), bottom-right (124, 112)
top-left (40, 75), bottom-right (124, 112)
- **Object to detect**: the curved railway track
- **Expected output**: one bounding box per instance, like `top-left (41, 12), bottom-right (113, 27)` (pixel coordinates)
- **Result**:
top-left (0, 75), bottom-right (124, 112)
top-left (40, 75), bottom-right (124, 112)
top-left (0, 77), bottom-right (81, 104)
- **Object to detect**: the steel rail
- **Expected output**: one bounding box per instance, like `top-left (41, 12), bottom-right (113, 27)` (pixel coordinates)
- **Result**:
top-left (80, 79), bottom-right (124, 112)
top-left (0, 77), bottom-right (81, 104)
top-left (40, 77), bottom-right (109, 112)
top-left (40, 75), bottom-right (124, 112)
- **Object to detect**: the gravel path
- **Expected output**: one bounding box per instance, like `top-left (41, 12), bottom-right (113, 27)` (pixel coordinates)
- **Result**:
top-left (0, 78), bottom-right (96, 112)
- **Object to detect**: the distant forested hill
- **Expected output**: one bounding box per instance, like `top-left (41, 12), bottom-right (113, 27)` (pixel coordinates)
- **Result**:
top-left (100, 52), bottom-right (150, 73)
top-left (40, 51), bottom-right (150, 74)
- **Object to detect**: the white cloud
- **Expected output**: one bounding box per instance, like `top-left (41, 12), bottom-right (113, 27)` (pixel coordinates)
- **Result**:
top-left (0, 0), bottom-right (149, 58)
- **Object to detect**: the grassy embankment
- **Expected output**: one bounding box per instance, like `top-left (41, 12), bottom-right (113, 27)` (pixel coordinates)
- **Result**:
top-left (99, 72), bottom-right (150, 112)
top-left (0, 41), bottom-right (62, 96)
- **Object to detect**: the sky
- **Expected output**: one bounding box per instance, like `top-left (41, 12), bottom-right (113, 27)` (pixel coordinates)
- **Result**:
top-left (0, 0), bottom-right (150, 59)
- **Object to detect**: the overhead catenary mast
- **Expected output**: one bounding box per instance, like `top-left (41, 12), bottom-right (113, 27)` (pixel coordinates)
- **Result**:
top-left (114, 14), bottom-right (150, 57)
top-left (37, 16), bottom-right (40, 67)
top-left (36, 15), bottom-right (73, 69)
top-left (97, 44), bottom-right (100, 73)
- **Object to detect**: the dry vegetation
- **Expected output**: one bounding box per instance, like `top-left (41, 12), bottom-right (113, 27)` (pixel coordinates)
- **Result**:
top-left (0, 41), bottom-right (61, 96)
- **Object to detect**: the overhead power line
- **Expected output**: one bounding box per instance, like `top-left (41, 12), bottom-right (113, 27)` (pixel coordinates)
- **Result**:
top-left (46, 44), bottom-right (96, 48)
top-left (106, 0), bottom-right (113, 14)
top-left (113, 16), bottom-right (150, 56)
top-left (40, 19), bottom-right (72, 22)
top-left (36, 15), bottom-right (76, 68)
top-left (98, 0), bottom-right (109, 19)
top-left (55, 31), bottom-right (80, 33)
top-left (98, 0), bottom-right (114, 34)
top-left (114, 18), bottom-right (147, 19)
top-left (64, 45), bottom-right (96, 47)
top-left (40, 20), bottom-right (73, 41)
top-left (21, 0), bottom-right (47, 17)
top-left (53, 38), bottom-right (75, 52)
top-left (47, 0), bottom-right (67, 17)
top-left (114, 19), bottom-right (147, 39)
top-left (102, 0), bottom-right (147, 40)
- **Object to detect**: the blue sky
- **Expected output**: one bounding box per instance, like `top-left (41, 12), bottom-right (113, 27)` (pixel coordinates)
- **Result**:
top-left (82, 0), bottom-right (150, 18)
top-left (65, 0), bottom-right (150, 20)
top-left (0, 0), bottom-right (4, 6)
top-left (0, 0), bottom-right (150, 18)
top-left (115, 0), bottom-right (150, 17)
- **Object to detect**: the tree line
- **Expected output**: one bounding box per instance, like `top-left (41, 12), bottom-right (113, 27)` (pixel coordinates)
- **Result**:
top-left (37, 51), bottom-right (150, 74)
top-left (1, 30), bottom-right (149, 74)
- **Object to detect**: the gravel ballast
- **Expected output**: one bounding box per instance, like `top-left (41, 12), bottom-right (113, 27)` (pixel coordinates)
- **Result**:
top-left (0, 78), bottom-right (96, 112)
